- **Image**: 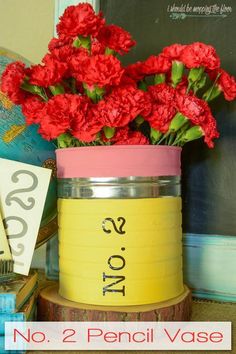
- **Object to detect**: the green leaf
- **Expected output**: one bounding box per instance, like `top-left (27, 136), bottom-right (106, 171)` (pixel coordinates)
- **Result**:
top-left (171, 61), bottom-right (184, 87)
top-left (193, 74), bottom-right (207, 93)
top-left (21, 81), bottom-right (48, 101)
top-left (57, 133), bottom-right (75, 148)
top-left (169, 112), bottom-right (188, 132)
top-left (154, 73), bottom-right (166, 85)
top-left (135, 115), bottom-right (145, 126)
top-left (103, 126), bottom-right (116, 139)
top-left (138, 80), bottom-right (148, 91)
top-left (150, 127), bottom-right (162, 143)
top-left (73, 35), bottom-right (91, 51)
top-left (188, 67), bottom-right (205, 83)
top-left (105, 47), bottom-right (115, 55)
top-left (83, 83), bottom-right (105, 103)
top-left (202, 72), bottom-right (222, 102)
top-left (49, 84), bottom-right (65, 96)
top-left (180, 125), bottom-right (203, 145)
top-left (203, 85), bottom-right (221, 102)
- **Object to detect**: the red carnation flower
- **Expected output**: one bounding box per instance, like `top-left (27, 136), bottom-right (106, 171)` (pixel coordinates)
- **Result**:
top-left (148, 83), bottom-right (176, 104)
top-left (71, 54), bottom-right (124, 88)
top-left (97, 85), bottom-right (152, 127)
top-left (56, 3), bottom-right (105, 38)
top-left (97, 24), bottom-right (136, 55)
top-left (200, 113), bottom-right (219, 148)
top-left (72, 123), bottom-right (102, 142)
top-left (162, 43), bottom-right (186, 60)
top-left (124, 62), bottom-right (145, 81)
top-left (142, 54), bottom-right (172, 75)
top-left (180, 42), bottom-right (220, 70)
top-left (48, 44), bottom-right (75, 63)
top-left (91, 40), bottom-right (106, 55)
top-left (48, 35), bottom-right (73, 52)
top-left (29, 55), bottom-right (68, 87)
top-left (71, 105), bottom-right (103, 142)
top-left (111, 126), bottom-right (149, 145)
top-left (119, 73), bottom-right (137, 87)
top-left (175, 76), bottom-right (190, 95)
top-left (176, 93), bottom-right (210, 125)
top-left (176, 92), bottom-right (219, 147)
top-left (209, 69), bottom-right (236, 101)
top-left (145, 103), bottom-right (176, 133)
top-left (22, 96), bottom-right (45, 125)
top-left (218, 70), bottom-right (236, 101)
top-left (38, 94), bottom-right (89, 140)
top-left (1, 61), bottom-right (28, 104)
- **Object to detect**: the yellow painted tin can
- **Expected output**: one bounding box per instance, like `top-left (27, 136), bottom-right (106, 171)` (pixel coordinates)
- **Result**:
top-left (56, 146), bottom-right (184, 306)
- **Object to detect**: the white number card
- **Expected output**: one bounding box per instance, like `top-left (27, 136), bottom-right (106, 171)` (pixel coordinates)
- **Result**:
top-left (0, 158), bottom-right (52, 275)
top-left (0, 209), bottom-right (12, 261)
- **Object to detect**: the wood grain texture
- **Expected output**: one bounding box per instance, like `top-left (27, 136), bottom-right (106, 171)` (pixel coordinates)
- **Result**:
top-left (37, 284), bottom-right (191, 321)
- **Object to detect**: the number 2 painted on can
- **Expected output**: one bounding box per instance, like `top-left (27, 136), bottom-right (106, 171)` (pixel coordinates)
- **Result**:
top-left (102, 217), bottom-right (126, 235)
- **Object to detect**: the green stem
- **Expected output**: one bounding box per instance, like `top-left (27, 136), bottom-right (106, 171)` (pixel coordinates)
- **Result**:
top-left (172, 123), bottom-right (190, 145)
top-left (21, 81), bottom-right (48, 101)
top-left (157, 131), bottom-right (170, 145)
top-left (71, 78), bottom-right (77, 94)
top-left (105, 47), bottom-right (115, 55)
top-left (204, 73), bottom-right (221, 102)
top-left (186, 82), bottom-right (193, 94)
top-left (49, 84), bottom-right (65, 96)
top-left (168, 133), bottom-right (176, 145)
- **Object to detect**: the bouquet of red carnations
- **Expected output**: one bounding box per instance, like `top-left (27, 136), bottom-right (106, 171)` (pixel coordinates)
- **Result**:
top-left (1, 3), bottom-right (236, 148)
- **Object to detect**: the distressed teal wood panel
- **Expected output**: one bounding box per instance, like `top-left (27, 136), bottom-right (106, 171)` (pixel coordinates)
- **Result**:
top-left (183, 233), bottom-right (236, 302)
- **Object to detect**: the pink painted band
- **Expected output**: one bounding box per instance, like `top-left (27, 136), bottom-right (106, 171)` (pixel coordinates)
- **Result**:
top-left (56, 146), bottom-right (181, 178)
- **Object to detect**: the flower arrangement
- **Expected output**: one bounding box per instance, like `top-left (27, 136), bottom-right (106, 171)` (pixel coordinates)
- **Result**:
top-left (1, 3), bottom-right (236, 149)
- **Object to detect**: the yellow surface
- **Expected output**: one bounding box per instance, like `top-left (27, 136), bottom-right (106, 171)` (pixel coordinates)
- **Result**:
top-left (58, 198), bottom-right (184, 306)
top-left (0, 0), bottom-right (54, 63)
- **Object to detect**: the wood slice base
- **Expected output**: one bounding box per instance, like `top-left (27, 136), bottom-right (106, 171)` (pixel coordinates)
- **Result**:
top-left (37, 284), bottom-right (192, 321)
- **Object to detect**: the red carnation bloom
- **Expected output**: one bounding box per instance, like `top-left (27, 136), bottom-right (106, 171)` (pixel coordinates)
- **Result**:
top-left (148, 83), bottom-right (176, 104)
top-left (175, 76), bottom-right (190, 95)
top-left (125, 62), bottom-right (145, 81)
top-left (142, 54), bottom-right (172, 75)
top-left (200, 113), bottom-right (219, 148)
top-left (48, 35), bottom-right (73, 51)
top-left (91, 39), bottom-right (106, 55)
top-left (1, 61), bottom-right (28, 104)
top-left (119, 73), bottom-right (137, 87)
top-left (209, 69), bottom-right (236, 101)
top-left (145, 103), bottom-right (176, 133)
top-left (38, 94), bottom-right (89, 140)
top-left (176, 93), bottom-right (210, 125)
top-left (71, 54), bottom-right (124, 88)
top-left (71, 105), bottom-right (103, 142)
top-left (22, 96), bottom-right (45, 125)
top-left (97, 24), bottom-right (136, 55)
top-left (97, 85), bottom-right (152, 127)
top-left (56, 3), bottom-right (105, 38)
top-left (176, 92), bottom-right (219, 147)
top-left (180, 42), bottom-right (220, 70)
top-left (162, 43), bottom-right (186, 60)
top-left (48, 45), bottom-right (75, 63)
top-left (111, 126), bottom-right (149, 145)
top-left (218, 70), bottom-right (236, 101)
top-left (29, 55), bottom-right (68, 87)
top-left (71, 111), bottom-right (103, 143)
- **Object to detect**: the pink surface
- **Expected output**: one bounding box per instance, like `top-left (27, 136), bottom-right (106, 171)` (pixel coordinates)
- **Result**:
top-left (56, 146), bottom-right (181, 178)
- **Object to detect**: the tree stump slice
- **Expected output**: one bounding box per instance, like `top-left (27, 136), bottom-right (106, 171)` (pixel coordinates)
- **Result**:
top-left (37, 284), bottom-right (191, 321)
